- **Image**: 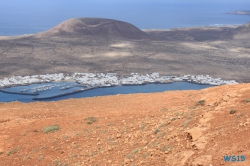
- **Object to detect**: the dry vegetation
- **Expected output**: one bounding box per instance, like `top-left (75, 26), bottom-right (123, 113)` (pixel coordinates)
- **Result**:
top-left (0, 83), bottom-right (250, 165)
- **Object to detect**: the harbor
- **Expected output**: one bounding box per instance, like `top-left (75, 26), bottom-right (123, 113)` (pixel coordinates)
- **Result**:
top-left (0, 72), bottom-right (238, 102)
top-left (0, 72), bottom-right (239, 90)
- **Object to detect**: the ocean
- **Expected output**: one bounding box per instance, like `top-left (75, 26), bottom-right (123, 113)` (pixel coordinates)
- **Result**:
top-left (0, 1), bottom-right (249, 36)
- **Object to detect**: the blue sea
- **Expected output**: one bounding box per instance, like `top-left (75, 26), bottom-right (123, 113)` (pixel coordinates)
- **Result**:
top-left (0, 0), bottom-right (249, 36)
top-left (0, 82), bottom-right (213, 102)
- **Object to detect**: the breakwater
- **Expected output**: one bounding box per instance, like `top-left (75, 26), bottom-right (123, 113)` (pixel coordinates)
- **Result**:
top-left (32, 87), bottom-right (96, 100)
top-left (0, 89), bottom-right (38, 95)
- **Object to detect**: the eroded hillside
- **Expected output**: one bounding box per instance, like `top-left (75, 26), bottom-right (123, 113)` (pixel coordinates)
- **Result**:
top-left (0, 83), bottom-right (250, 165)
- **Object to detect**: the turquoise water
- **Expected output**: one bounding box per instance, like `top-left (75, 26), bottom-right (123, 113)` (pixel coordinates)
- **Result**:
top-left (0, 82), bottom-right (213, 102)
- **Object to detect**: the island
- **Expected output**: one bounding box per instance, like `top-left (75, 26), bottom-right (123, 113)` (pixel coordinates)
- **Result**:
top-left (227, 10), bottom-right (250, 15)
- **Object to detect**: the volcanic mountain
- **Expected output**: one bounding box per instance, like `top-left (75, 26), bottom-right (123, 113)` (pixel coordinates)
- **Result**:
top-left (35, 18), bottom-right (150, 39)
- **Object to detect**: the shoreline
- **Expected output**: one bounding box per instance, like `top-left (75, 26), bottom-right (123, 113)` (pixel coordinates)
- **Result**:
top-left (0, 23), bottom-right (245, 38)
top-left (142, 24), bottom-right (241, 32)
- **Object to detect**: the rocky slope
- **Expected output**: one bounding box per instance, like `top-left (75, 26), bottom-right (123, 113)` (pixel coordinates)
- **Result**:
top-left (232, 22), bottom-right (250, 39)
top-left (0, 83), bottom-right (250, 165)
top-left (217, 22), bottom-right (250, 40)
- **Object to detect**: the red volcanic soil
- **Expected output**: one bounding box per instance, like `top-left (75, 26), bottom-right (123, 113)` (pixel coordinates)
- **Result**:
top-left (0, 83), bottom-right (250, 165)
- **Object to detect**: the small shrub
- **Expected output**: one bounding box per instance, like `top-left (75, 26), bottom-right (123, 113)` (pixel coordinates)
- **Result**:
top-left (55, 147), bottom-right (61, 151)
top-left (183, 120), bottom-right (191, 128)
top-left (161, 145), bottom-right (173, 152)
top-left (236, 113), bottom-right (245, 119)
top-left (52, 160), bottom-right (69, 166)
top-left (243, 99), bottom-right (250, 103)
top-left (107, 122), bottom-right (114, 126)
top-left (189, 106), bottom-right (196, 110)
top-left (196, 100), bottom-right (205, 106)
top-left (85, 117), bottom-right (97, 124)
top-left (70, 154), bottom-right (77, 158)
top-left (126, 147), bottom-right (142, 159)
top-left (174, 112), bottom-right (182, 116)
top-left (38, 156), bottom-right (43, 161)
top-left (154, 128), bottom-right (160, 134)
top-left (42, 125), bottom-right (59, 133)
top-left (229, 110), bottom-right (236, 114)
top-left (157, 131), bottom-right (166, 138)
top-left (26, 156), bottom-right (31, 159)
top-left (6, 148), bottom-right (17, 156)
top-left (140, 124), bottom-right (146, 130)
top-left (160, 108), bottom-right (168, 112)
top-left (144, 152), bottom-right (150, 158)
top-left (171, 118), bottom-right (176, 121)
top-left (154, 142), bottom-right (160, 148)
top-left (100, 130), bottom-right (107, 135)
top-left (40, 146), bottom-right (47, 150)
top-left (158, 123), bottom-right (167, 128)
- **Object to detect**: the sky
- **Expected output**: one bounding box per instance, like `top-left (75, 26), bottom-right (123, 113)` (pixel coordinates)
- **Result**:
top-left (0, 0), bottom-right (250, 35)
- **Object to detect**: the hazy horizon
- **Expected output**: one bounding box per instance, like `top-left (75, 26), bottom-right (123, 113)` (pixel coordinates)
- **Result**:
top-left (1, 0), bottom-right (250, 35)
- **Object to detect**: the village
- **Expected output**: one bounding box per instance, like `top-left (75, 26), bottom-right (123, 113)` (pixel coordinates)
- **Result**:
top-left (0, 72), bottom-right (238, 89)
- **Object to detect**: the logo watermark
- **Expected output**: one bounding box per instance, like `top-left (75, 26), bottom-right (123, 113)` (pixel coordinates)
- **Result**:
top-left (223, 155), bottom-right (245, 162)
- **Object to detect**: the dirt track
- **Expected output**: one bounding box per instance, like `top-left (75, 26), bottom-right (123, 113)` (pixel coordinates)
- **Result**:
top-left (0, 83), bottom-right (250, 165)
